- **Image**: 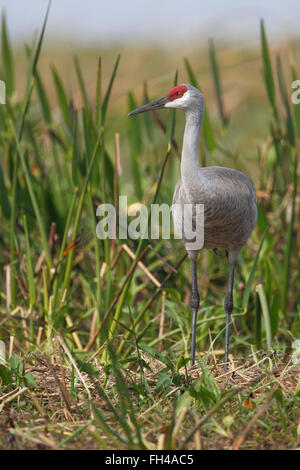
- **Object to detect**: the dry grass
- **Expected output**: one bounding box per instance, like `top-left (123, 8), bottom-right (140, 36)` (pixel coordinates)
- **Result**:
top-left (1, 345), bottom-right (299, 450)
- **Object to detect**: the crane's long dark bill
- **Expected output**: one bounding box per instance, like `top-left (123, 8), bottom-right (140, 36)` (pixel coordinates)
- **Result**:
top-left (128, 96), bottom-right (168, 116)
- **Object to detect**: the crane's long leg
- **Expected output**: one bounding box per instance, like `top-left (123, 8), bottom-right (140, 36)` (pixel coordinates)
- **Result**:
top-left (224, 261), bottom-right (235, 370)
top-left (190, 259), bottom-right (200, 366)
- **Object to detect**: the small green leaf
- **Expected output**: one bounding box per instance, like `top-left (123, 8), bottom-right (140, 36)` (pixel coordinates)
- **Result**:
top-left (139, 342), bottom-right (174, 371)
top-left (24, 372), bottom-right (36, 388)
top-left (9, 352), bottom-right (24, 376)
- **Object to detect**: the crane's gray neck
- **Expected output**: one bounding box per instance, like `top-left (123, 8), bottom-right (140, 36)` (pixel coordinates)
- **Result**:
top-left (181, 104), bottom-right (204, 201)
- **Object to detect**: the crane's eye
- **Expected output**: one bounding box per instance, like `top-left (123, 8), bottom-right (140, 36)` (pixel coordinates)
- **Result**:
top-left (167, 85), bottom-right (187, 101)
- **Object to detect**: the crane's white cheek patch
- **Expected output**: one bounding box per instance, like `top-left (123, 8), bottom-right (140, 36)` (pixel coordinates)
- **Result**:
top-left (165, 98), bottom-right (184, 108)
top-left (165, 100), bottom-right (176, 108)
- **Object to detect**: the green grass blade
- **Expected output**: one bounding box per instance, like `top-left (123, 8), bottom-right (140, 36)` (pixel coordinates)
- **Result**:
top-left (166, 70), bottom-right (178, 147)
top-left (23, 0), bottom-right (50, 110)
top-left (88, 191), bottom-right (102, 318)
top-left (256, 284), bottom-right (272, 350)
top-left (85, 347), bottom-right (143, 447)
top-left (143, 81), bottom-right (154, 142)
top-left (10, 120), bottom-right (53, 270)
top-left (184, 57), bottom-right (215, 152)
top-left (98, 140), bottom-right (112, 314)
top-left (62, 131), bottom-right (102, 293)
top-left (95, 57), bottom-right (102, 128)
top-left (260, 19), bottom-right (278, 122)
top-left (19, 1), bottom-right (51, 137)
top-left (101, 54), bottom-right (121, 126)
top-left (35, 68), bottom-right (52, 124)
top-left (254, 290), bottom-right (262, 349)
top-left (82, 107), bottom-right (94, 163)
top-left (51, 188), bottom-right (79, 305)
top-left (74, 55), bottom-right (91, 112)
top-left (242, 232), bottom-right (266, 311)
top-left (71, 110), bottom-right (80, 186)
top-left (127, 91), bottom-right (143, 200)
top-left (51, 65), bottom-right (71, 128)
top-left (270, 291), bottom-right (279, 338)
top-left (91, 403), bottom-right (129, 447)
top-left (256, 203), bottom-right (272, 246)
top-left (31, 0), bottom-right (51, 75)
top-left (276, 55), bottom-right (295, 146)
top-left (281, 150), bottom-right (297, 314)
top-left (23, 215), bottom-right (36, 310)
top-left (1, 12), bottom-right (14, 96)
top-left (8, 4), bottom-right (50, 306)
top-left (208, 38), bottom-right (229, 127)
top-left (57, 189), bottom-right (79, 262)
top-left (59, 421), bottom-right (91, 447)
top-left (0, 159), bottom-right (11, 219)
top-left (109, 345), bottom-right (145, 448)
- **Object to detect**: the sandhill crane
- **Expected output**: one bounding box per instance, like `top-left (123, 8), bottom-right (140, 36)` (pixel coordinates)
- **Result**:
top-left (129, 84), bottom-right (257, 369)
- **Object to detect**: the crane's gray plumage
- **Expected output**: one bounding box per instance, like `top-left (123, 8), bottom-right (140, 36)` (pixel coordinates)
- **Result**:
top-left (129, 83), bottom-right (257, 369)
top-left (172, 166), bottom-right (257, 256)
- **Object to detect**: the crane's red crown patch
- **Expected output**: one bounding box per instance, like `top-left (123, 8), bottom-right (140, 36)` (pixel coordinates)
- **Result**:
top-left (167, 85), bottom-right (188, 101)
